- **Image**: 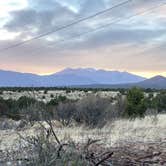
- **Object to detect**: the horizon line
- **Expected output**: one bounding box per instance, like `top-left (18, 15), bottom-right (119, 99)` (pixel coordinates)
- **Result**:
top-left (0, 67), bottom-right (166, 78)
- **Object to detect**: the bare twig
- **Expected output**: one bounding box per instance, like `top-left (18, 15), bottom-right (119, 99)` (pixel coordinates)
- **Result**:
top-left (45, 119), bottom-right (61, 145)
top-left (57, 143), bottom-right (69, 158)
top-left (95, 152), bottom-right (113, 166)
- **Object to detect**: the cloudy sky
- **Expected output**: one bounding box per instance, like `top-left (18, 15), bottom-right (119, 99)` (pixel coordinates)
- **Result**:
top-left (0, 0), bottom-right (166, 78)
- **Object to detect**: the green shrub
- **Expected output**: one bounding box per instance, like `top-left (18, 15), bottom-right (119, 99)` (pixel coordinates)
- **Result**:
top-left (125, 87), bottom-right (146, 118)
top-left (16, 96), bottom-right (37, 109)
top-left (0, 96), bottom-right (43, 120)
top-left (47, 96), bottom-right (67, 106)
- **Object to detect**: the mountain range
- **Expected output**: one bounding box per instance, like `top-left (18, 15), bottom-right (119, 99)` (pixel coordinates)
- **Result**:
top-left (0, 68), bottom-right (166, 89)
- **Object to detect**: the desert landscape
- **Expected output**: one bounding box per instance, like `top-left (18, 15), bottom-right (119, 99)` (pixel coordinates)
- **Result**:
top-left (0, 0), bottom-right (166, 165)
top-left (0, 88), bottom-right (166, 165)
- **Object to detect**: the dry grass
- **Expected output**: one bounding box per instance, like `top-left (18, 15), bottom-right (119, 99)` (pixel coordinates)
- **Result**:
top-left (53, 114), bottom-right (166, 146)
top-left (0, 114), bottom-right (165, 152)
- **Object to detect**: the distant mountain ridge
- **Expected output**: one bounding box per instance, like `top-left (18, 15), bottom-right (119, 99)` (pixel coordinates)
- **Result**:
top-left (1, 68), bottom-right (166, 89)
top-left (54, 68), bottom-right (145, 84)
top-left (79, 75), bottom-right (166, 89)
top-left (135, 75), bottom-right (166, 89)
top-left (0, 68), bottom-right (146, 87)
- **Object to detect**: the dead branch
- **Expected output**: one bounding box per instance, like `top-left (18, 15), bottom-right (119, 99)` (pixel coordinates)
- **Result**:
top-left (95, 152), bottom-right (113, 166)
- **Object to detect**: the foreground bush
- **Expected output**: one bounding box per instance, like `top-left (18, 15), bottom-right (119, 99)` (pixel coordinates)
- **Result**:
top-left (20, 121), bottom-right (113, 166)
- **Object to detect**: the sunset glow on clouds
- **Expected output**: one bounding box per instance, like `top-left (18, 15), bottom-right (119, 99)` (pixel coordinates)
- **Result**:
top-left (0, 0), bottom-right (166, 78)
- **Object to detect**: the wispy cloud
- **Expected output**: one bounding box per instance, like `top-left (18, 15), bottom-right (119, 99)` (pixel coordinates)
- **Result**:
top-left (0, 0), bottom-right (166, 77)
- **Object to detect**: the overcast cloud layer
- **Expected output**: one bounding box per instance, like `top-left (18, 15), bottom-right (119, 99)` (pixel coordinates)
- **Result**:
top-left (0, 0), bottom-right (166, 77)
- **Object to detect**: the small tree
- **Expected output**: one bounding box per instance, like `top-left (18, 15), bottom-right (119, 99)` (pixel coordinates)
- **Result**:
top-left (125, 87), bottom-right (146, 118)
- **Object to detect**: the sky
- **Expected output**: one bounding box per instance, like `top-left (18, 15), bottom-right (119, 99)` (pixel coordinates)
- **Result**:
top-left (0, 0), bottom-right (166, 78)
